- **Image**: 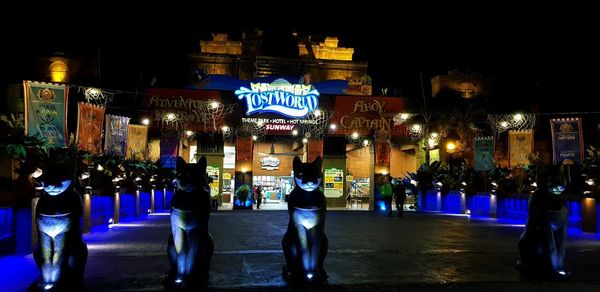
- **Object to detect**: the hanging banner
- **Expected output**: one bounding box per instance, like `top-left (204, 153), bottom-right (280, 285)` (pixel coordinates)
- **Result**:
top-left (160, 130), bottom-right (179, 169)
top-left (375, 141), bottom-right (391, 164)
top-left (509, 130), bottom-right (533, 167)
top-left (550, 118), bottom-right (584, 165)
top-left (23, 81), bottom-right (69, 147)
top-left (126, 124), bottom-right (149, 160)
top-left (105, 115), bottom-right (130, 156)
top-left (76, 102), bottom-right (105, 154)
top-left (307, 140), bottom-right (323, 162)
top-left (236, 137), bottom-right (253, 161)
top-left (474, 136), bottom-right (495, 171)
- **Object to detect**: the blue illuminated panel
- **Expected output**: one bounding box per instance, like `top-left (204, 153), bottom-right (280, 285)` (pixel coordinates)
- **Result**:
top-left (467, 194), bottom-right (491, 217)
top-left (423, 191), bottom-right (440, 211)
top-left (497, 197), bottom-right (528, 223)
top-left (0, 207), bottom-right (12, 240)
top-left (139, 191), bottom-right (151, 215)
top-left (120, 193), bottom-right (136, 219)
top-left (154, 189), bottom-right (165, 211)
top-left (0, 207), bottom-right (14, 256)
top-left (566, 200), bottom-right (582, 229)
top-left (165, 189), bottom-right (173, 210)
top-left (91, 195), bottom-right (114, 227)
top-left (442, 191), bottom-right (462, 213)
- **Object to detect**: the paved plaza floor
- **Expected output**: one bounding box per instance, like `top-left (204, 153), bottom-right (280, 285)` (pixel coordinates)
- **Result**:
top-left (3, 210), bottom-right (600, 291)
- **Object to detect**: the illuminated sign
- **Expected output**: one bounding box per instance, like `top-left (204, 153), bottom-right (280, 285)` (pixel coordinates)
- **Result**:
top-left (265, 124), bottom-right (294, 131)
top-left (324, 168), bottom-right (344, 198)
top-left (235, 79), bottom-right (319, 118)
top-left (260, 156), bottom-right (280, 170)
top-left (223, 146), bottom-right (236, 169)
top-left (207, 165), bottom-right (220, 197)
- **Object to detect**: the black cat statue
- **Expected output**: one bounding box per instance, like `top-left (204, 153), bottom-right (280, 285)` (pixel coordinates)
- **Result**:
top-left (29, 158), bottom-right (87, 291)
top-left (517, 165), bottom-right (570, 281)
top-left (164, 156), bottom-right (214, 289)
top-left (282, 156), bottom-right (328, 283)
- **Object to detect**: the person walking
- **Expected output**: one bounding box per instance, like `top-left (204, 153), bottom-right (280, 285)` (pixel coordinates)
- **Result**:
top-left (393, 178), bottom-right (407, 217)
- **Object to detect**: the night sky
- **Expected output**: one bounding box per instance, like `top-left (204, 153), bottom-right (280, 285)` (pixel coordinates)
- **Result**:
top-left (1, 5), bottom-right (596, 114)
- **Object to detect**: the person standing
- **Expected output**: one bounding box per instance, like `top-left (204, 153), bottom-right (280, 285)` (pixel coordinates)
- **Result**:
top-left (379, 176), bottom-right (393, 216)
top-left (255, 185), bottom-right (263, 209)
top-left (393, 179), bottom-right (407, 217)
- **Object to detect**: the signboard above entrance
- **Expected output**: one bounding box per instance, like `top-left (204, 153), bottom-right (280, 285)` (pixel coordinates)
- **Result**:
top-left (330, 96), bottom-right (409, 137)
top-left (260, 156), bottom-right (281, 170)
top-left (235, 79), bottom-right (319, 118)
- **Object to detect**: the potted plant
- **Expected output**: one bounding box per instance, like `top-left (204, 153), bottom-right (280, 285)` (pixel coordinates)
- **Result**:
top-left (404, 161), bottom-right (441, 209)
top-left (1, 113), bottom-right (51, 207)
top-left (233, 184), bottom-right (253, 210)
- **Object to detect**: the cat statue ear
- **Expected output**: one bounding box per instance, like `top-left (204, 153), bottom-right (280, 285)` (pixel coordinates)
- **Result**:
top-left (198, 156), bottom-right (207, 174)
top-left (293, 156), bottom-right (302, 171)
top-left (177, 157), bottom-right (187, 171)
top-left (312, 156), bottom-right (322, 171)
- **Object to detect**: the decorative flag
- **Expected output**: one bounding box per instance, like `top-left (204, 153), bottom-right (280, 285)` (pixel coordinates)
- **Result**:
top-left (126, 124), bottom-right (149, 160)
top-left (236, 136), bottom-right (253, 161)
top-left (307, 140), bottom-right (324, 162)
top-left (23, 81), bottom-right (69, 147)
top-left (375, 141), bottom-right (391, 164)
top-left (160, 130), bottom-right (179, 169)
top-left (509, 130), bottom-right (533, 167)
top-left (76, 102), bottom-right (105, 154)
top-left (550, 117), bottom-right (584, 165)
top-left (474, 136), bottom-right (495, 171)
top-left (105, 115), bottom-right (130, 156)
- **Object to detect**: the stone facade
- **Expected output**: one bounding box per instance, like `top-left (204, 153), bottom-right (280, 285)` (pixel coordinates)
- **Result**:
top-left (200, 34), bottom-right (242, 55)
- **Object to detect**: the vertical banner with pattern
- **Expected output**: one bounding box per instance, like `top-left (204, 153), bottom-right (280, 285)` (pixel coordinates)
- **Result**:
top-left (104, 115), bottom-right (130, 156)
top-left (23, 81), bottom-right (69, 147)
top-left (474, 136), bottom-right (495, 171)
top-left (76, 102), bottom-right (105, 154)
top-left (509, 130), bottom-right (533, 167)
top-left (126, 124), bottom-right (149, 160)
top-left (375, 141), bottom-right (391, 164)
top-left (307, 140), bottom-right (323, 162)
top-left (550, 117), bottom-right (584, 165)
top-left (236, 136), bottom-right (253, 161)
top-left (160, 130), bottom-right (179, 169)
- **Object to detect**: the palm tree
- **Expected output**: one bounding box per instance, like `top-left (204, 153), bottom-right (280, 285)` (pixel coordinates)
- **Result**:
top-left (404, 72), bottom-right (489, 167)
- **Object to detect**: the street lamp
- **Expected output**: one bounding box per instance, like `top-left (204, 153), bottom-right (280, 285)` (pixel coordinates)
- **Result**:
top-left (446, 141), bottom-right (457, 153)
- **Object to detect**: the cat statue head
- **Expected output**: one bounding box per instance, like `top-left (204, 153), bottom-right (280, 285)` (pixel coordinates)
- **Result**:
top-left (39, 149), bottom-right (77, 196)
top-left (175, 156), bottom-right (209, 194)
top-left (293, 156), bottom-right (322, 192)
